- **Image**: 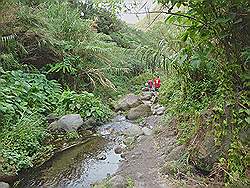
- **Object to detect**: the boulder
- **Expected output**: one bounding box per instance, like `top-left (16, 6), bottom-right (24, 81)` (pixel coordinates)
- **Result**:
top-left (142, 127), bottom-right (153, 136)
top-left (140, 92), bottom-right (152, 100)
top-left (123, 124), bottom-right (143, 137)
top-left (0, 182), bottom-right (10, 188)
top-left (114, 94), bottom-right (141, 111)
top-left (190, 128), bottom-right (231, 172)
top-left (46, 114), bottom-right (59, 124)
top-left (141, 100), bottom-right (152, 106)
top-left (48, 114), bottom-right (83, 132)
top-left (127, 104), bottom-right (153, 120)
top-left (112, 115), bottom-right (126, 122)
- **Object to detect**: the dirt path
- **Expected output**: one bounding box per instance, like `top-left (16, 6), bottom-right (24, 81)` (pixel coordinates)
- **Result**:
top-left (112, 115), bottom-right (186, 188)
top-left (116, 134), bottom-right (170, 188)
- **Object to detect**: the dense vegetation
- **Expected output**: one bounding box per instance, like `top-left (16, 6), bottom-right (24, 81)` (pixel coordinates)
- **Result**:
top-left (156, 0), bottom-right (249, 185)
top-left (0, 0), bottom-right (249, 186)
top-left (0, 0), bottom-right (165, 177)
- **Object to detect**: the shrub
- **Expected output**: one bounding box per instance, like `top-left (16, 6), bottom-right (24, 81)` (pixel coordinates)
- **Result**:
top-left (55, 90), bottom-right (111, 122)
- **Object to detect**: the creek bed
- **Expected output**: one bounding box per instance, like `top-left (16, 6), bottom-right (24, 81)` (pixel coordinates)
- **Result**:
top-left (13, 115), bottom-right (135, 188)
top-left (15, 136), bottom-right (122, 188)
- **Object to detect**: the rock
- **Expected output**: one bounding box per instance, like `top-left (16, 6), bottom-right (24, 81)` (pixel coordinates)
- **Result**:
top-left (144, 115), bottom-right (162, 128)
top-left (140, 92), bottom-right (152, 100)
top-left (142, 127), bottom-right (153, 136)
top-left (167, 145), bottom-right (185, 161)
top-left (123, 136), bottom-right (136, 146)
top-left (46, 114), bottom-right (58, 124)
top-left (127, 104), bottom-right (153, 120)
top-left (107, 175), bottom-right (128, 188)
top-left (0, 182), bottom-right (10, 188)
top-left (141, 100), bottom-right (152, 106)
top-left (114, 94), bottom-right (141, 111)
top-left (114, 146), bottom-right (123, 154)
top-left (112, 115), bottom-right (126, 122)
top-left (48, 114), bottom-right (83, 132)
top-left (120, 153), bottom-right (126, 158)
top-left (189, 126), bottom-right (232, 173)
top-left (152, 104), bottom-right (161, 109)
top-left (83, 117), bottom-right (97, 129)
top-left (97, 154), bottom-right (107, 160)
top-left (136, 172), bottom-right (143, 179)
top-left (123, 124), bottom-right (143, 137)
top-left (153, 106), bottom-right (166, 115)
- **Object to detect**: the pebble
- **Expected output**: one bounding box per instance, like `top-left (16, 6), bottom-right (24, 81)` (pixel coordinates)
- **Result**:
top-left (97, 154), bottom-right (107, 160)
top-left (114, 146), bottom-right (123, 154)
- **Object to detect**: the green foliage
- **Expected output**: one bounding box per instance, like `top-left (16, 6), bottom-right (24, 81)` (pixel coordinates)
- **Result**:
top-left (0, 70), bottom-right (61, 127)
top-left (0, 69), bottom-right (111, 175)
top-left (65, 131), bottom-right (79, 141)
top-left (157, 0), bottom-right (249, 184)
top-left (56, 90), bottom-right (111, 122)
top-left (0, 113), bottom-right (49, 174)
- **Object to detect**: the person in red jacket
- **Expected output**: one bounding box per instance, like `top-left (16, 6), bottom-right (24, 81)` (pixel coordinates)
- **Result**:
top-left (147, 79), bottom-right (153, 91)
top-left (154, 76), bottom-right (161, 92)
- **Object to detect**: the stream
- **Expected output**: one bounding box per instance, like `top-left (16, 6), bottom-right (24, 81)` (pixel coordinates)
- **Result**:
top-left (15, 115), bottom-right (133, 188)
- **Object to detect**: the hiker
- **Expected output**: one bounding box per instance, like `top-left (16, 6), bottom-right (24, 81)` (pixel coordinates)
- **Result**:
top-left (153, 75), bottom-right (161, 92)
top-left (142, 82), bottom-right (150, 92)
top-left (147, 79), bottom-right (153, 91)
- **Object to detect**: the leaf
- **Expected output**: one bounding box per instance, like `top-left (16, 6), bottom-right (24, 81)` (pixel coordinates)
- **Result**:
top-left (245, 117), bottom-right (250, 124)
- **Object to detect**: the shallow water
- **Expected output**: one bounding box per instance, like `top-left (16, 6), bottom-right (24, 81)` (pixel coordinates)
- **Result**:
top-left (16, 136), bottom-right (122, 188)
top-left (15, 116), bottom-right (134, 188)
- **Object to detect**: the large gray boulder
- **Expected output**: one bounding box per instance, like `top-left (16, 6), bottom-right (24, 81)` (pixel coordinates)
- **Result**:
top-left (127, 104), bottom-right (153, 120)
top-left (48, 114), bottom-right (83, 132)
top-left (114, 94), bottom-right (141, 111)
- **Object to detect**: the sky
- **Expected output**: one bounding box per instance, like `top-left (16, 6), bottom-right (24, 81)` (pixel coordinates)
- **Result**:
top-left (119, 0), bottom-right (155, 24)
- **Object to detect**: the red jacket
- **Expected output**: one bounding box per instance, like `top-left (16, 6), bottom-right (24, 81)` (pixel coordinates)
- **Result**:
top-left (154, 78), bottom-right (161, 88)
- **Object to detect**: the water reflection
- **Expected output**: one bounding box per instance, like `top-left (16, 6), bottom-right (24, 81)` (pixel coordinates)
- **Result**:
top-left (17, 137), bottom-right (122, 188)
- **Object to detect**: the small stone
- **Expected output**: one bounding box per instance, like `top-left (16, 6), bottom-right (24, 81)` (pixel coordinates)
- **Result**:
top-left (97, 154), bottom-right (107, 160)
top-left (142, 127), bottom-right (153, 136)
top-left (121, 153), bottom-right (126, 158)
top-left (114, 146), bottom-right (123, 154)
